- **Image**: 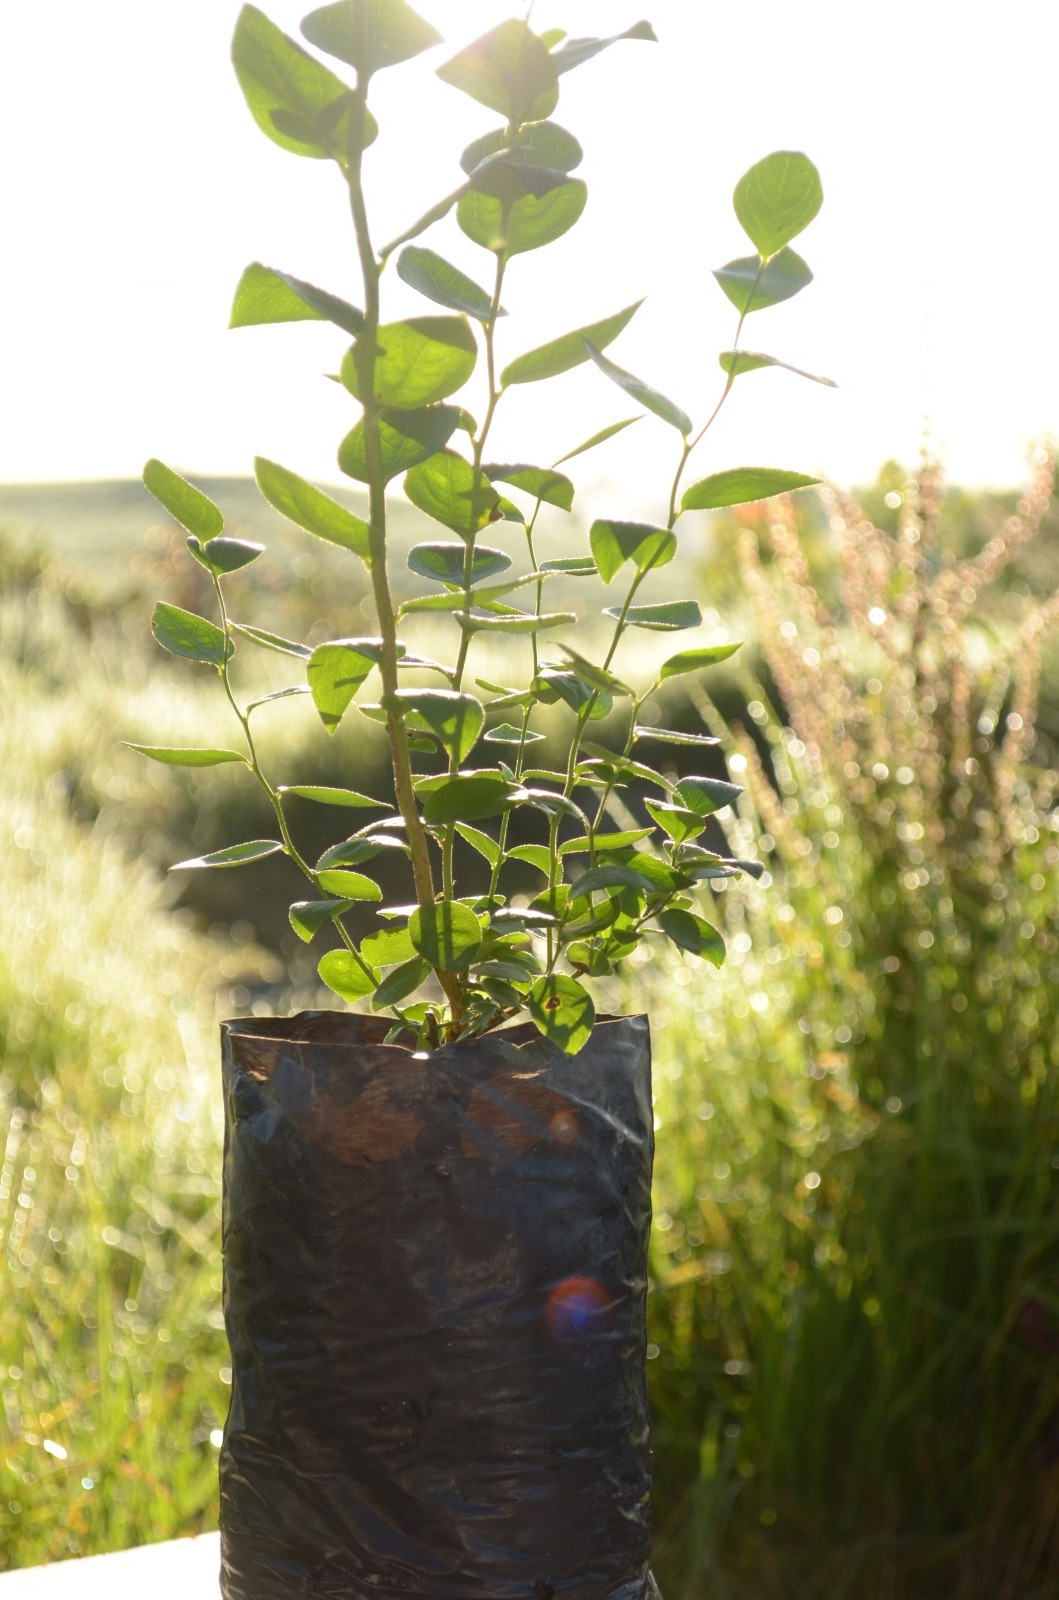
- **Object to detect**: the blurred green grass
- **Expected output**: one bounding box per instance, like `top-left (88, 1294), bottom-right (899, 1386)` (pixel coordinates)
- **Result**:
top-left (2, 463), bottom-right (1058, 1594)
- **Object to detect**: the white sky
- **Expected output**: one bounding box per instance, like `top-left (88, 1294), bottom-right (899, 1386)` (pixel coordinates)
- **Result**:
top-left (2, 0), bottom-right (1057, 509)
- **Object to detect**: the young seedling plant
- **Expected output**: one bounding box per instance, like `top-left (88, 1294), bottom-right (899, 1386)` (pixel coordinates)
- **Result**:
top-left (136, 1), bottom-right (829, 1053)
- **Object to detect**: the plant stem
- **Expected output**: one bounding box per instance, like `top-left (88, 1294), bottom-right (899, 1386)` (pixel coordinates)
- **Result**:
top-left (345, 81), bottom-right (464, 1021)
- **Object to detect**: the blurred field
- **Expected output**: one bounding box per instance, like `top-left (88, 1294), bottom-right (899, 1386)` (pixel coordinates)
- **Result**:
top-left (2, 464), bottom-right (1058, 1595)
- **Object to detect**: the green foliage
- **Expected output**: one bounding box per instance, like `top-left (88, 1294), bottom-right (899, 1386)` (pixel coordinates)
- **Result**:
top-left (142, 5), bottom-right (827, 1051)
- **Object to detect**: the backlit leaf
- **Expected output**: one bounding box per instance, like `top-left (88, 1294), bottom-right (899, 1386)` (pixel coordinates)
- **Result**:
top-left (231, 5), bottom-right (376, 161)
top-left (396, 246), bottom-right (501, 321)
top-left (316, 868), bottom-right (384, 901)
top-left (172, 840), bottom-right (283, 870)
top-left (193, 536), bottom-right (263, 575)
top-left (528, 974), bottom-right (594, 1054)
top-left (658, 642), bottom-right (742, 679)
top-left (361, 924), bottom-right (416, 967)
top-left (605, 599), bottom-right (702, 632)
top-left (125, 744), bottom-right (245, 768)
top-left (254, 457), bottom-right (371, 559)
top-left (589, 519), bottom-right (676, 584)
top-left (318, 948), bottom-right (378, 1001)
top-left (277, 784), bottom-right (385, 807)
top-left (421, 772), bottom-right (516, 825)
top-left (229, 261), bottom-right (364, 334)
top-left (438, 20), bottom-right (559, 124)
top-left (485, 463), bottom-right (574, 510)
top-left (658, 908), bottom-right (726, 967)
top-left (674, 776), bottom-right (744, 816)
top-left (681, 467), bottom-right (819, 512)
top-left (557, 643), bottom-right (632, 696)
top-left (719, 350), bottom-right (836, 387)
top-left (461, 119), bottom-right (582, 177)
top-left (372, 957), bottom-right (430, 1009)
top-left (230, 622), bottom-right (311, 659)
top-left (300, 0), bottom-right (441, 75)
top-left (151, 602), bottom-right (230, 666)
top-left (289, 898), bottom-right (352, 943)
top-left (551, 21), bottom-right (656, 73)
top-left (407, 541), bottom-right (510, 585)
top-left (343, 317), bottom-right (476, 409)
top-left (143, 460), bottom-right (223, 541)
top-left (734, 151), bottom-right (823, 260)
top-left (539, 557), bottom-right (597, 576)
top-left (410, 900), bottom-right (482, 971)
top-left (484, 722), bottom-right (543, 744)
top-left (632, 725), bottom-right (720, 747)
top-left (397, 688), bottom-right (484, 762)
top-left (645, 799), bottom-right (705, 844)
top-left (457, 180), bottom-right (586, 258)
top-left (584, 343), bottom-right (692, 435)
top-left (501, 301), bottom-right (641, 386)
top-left (459, 609), bottom-right (574, 635)
top-left (713, 248), bottom-right (812, 314)
top-left (307, 639), bottom-right (378, 731)
top-left (553, 416), bottom-right (639, 465)
top-left (404, 450), bottom-right (499, 537)
top-left (339, 404), bottom-right (461, 484)
top-left (454, 822), bottom-right (501, 867)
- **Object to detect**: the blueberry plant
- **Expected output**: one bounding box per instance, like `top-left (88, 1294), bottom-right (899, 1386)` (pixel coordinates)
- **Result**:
top-left (136, 1), bottom-right (829, 1052)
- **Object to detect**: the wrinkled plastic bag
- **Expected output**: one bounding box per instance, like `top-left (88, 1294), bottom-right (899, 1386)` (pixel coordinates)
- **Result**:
top-left (219, 1010), bottom-right (657, 1599)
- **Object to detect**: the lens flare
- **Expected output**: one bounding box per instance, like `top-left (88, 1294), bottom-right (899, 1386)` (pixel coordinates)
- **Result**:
top-left (548, 1109), bottom-right (582, 1146)
top-left (545, 1275), bottom-right (612, 1342)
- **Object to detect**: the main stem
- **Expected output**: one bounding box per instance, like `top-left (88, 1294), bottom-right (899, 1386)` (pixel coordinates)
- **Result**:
top-left (345, 81), bottom-right (464, 1021)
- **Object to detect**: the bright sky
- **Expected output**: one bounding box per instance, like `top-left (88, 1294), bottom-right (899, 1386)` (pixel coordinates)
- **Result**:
top-left (2, 0), bottom-right (1057, 509)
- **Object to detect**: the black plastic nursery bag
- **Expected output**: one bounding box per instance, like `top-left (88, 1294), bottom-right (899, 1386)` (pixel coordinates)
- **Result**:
top-left (219, 1010), bottom-right (657, 1599)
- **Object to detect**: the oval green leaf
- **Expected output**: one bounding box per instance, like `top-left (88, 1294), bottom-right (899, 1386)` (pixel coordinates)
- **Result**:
top-left (528, 974), bottom-right (595, 1055)
top-left (289, 898), bottom-right (352, 943)
top-left (605, 599), bottom-right (702, 632)
top-left (458, 180), bottom-right (587, 258)
top-left (229, 261), bottom-right (364, 335)
top-left (397, 689), bottom-right (484, 763)
top-left (343, 317), bottom-right (477, 408)
top-left (254, 457), bottom-right (370, 560)
top-left (407, 541), bottom-right (511, 586)
top-left (733, 151), bottom-right (823, 260)
top-left (372, 956), bottom-right (431, 1009)
top-left (658, 908), bottom-right (726, 967)
top-left (410, 900), bottom-right (482, 972)
top-left (584, 343), bottom-right (692, 435)
top-left (318, 949), bottom-right (378, 1001)
top-left (485, 464), bottom-right (574, 511)
top-left (151, 602), bottom-right (230, 666)
top-left (143, 460), bottom-right (223, 541)
top-left (658, 642), bottom-right (742, 680)
top-left (438, 20), bottom-right (559, 124)
top-left (674, 775), bottom-right (745, 816)
top-left (713, 248), bottom-right (813, 314)
top-left (404, 450), bottom-right (499, 538)
top-left (421, 773), bottom-right (515, 826)
top-left (461, 120), bottom-right (583, 177)
top-left (338, 405), bottom-right (461, 484)
top-left (301, 0), bottom-right (441, 75)
top-left (316, 869), bottom-right (384, 901)
top-left (396, 247), bottom-right (501, 322)
top-left (307, 639), bottom-right (378, 732)
top-left (231, 5), bottom-right (376, 162)
top-left (231, 622), bottom-right (311, 659)
top-left (125, 744), bottom-right (246, 768)
top-left (200, 536), bottom-right (263, 575)
top-left (589, 519), bottom-right (676, 585)
top-left (719, 350), bottom-right (836, 387)
top-left (278, 784), bottom-right (385, 808)
top-left (681, 467), bottom-right (819, 513)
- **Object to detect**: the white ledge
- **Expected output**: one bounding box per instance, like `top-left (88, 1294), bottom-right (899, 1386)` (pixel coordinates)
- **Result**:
top-left (0, 1534), bottom-right (220, 1597)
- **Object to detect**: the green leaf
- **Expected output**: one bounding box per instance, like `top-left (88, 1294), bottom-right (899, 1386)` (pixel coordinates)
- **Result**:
top-left (674, 776), bottom-right (744, 816)
top-left (528, 974), bottom-right (594, 1055)
top-left (143, 460), bottom-right (223, 540)
top-left (568, 864), bottom-right (655, 900)
top-left (339, 404), bottom-right (461, 484)
top-left (421, 773), bottom-right (516, 825)
top-left (584, 343), bottom-right (691, 434)
top-left (632, 725), bottom-right (719, 747)
top-left (172, 840), bottom-right (283, 870)
top-left (484, 464), bottom-right (574, 511)
top-left (551, 21), bottom-right (656, 73)
top-left (396, 247), bottom-right (502, 322)
top-left (151, 602), bottom-right (231, 666)
top-left (645, 799), bottom-right (705, 844)
top-left (361, 924), bottom-right (416, 967)
top-left (553, 416), bottom-right (640, 466)
top-left (719, 350), bottom-right (836, 387)
top-left (539, 556), bottom-right (597, 577)
top-left (733, 151), bottom-right (823, 260)
top-left (484, 722), bottom-right (542, 745)
top-left (560, 828), bottom-right (653, 855)
top-left (457, 180), bottom-right (587, 258)
top-left (658, 908), bottom-right (726, 967)
top-left (658, 642), bottom-right (742, 680)
top-left (255, 457), bottom-right (371, 558)
top-left (300, 0), bottom-right (441, 75)
top-left (410, 900), bottom-right (482, 971)
top-left (229, 261), bottom-right (364, 335)
top-left (404, 450), bottom-right (499, 537)
top-left (605, 599), bottom-right (702, 632)
top-left (461, 120), bottom-right (582, 177)
top-left (466, 155), bottom-right (572, 205)
top-left (318, 949), bottom-right (378, 1001)
top-left (316, 869), bottom-right (384, 901)
top-left (438, 20), bottom-right (559, 124)
top-left (454, 823), bottom-right (501, 867)
top-left (397, 688), bottom-right (484, 762)
top-left (278, 784), bottom-right (385, 808)
top-left (289, 898), bottom-right (352, 943)
top-left (231, 5), bottom-right (376, 162)
top-left (460, 610), bottom-right (574, 636)
top-left (307, 639), bottom-right (378, 731)
top-left (372, 957), bottom-right (430, 1009)
top-left (714, 247), bottom-right (812, 314)
top-left (504, 844), bottom-right (551, 876)
top-left (407, 541), bottom-right (511, 586)
top-left (576, 752), bottom-right (672, 791)
top-left (535, 667), bottom-right (611, 719)
top-left (501, 302), bottom-right (641, 387)
top-left (681, 467), bottom-right (819, 512)
top-left (589, 519), bottom-right (676, 585)
top-left (246, 686), bottom-right (312, 714)
top-left (343, 317), bottom-right (477, 408)
top-left (557, 644), bottom-right (632, 696)
top-left (193, 536), bottom-right (263, 575)
top-left (230, 622), bottom-right (311, 659)
top-left (125, 744), bottom-right (245, 768)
